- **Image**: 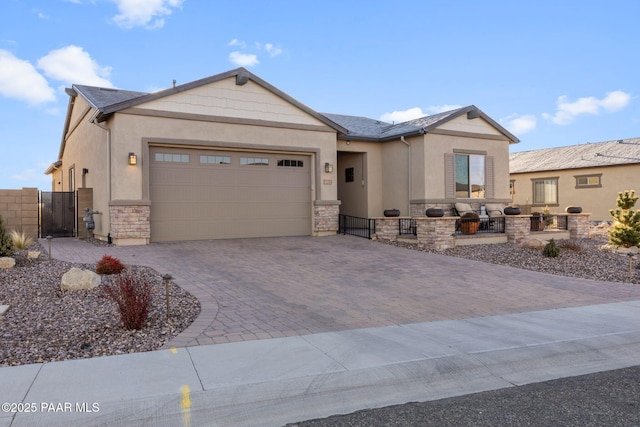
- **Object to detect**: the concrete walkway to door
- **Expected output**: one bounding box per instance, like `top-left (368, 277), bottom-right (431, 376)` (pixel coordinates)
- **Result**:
top-left (42, 235), bottom-right (640, 349)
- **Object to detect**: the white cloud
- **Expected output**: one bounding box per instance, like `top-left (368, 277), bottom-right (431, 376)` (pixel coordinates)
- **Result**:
top-left (0, 50), bottom-right (56, 105)
top-left (265, 43), bottom-right (282, 57)
top-left (10, 168), bottom-right (50, 183)
top-left (37, 45), bottom-right (114, 87)
top-left (425, 104), bottom-right (463, 114)
top-left (380, 107), bottom-right (425, 123)
top-left (112, 0), bottom-right (184, 29)
top-left (543, 91), bottom-right (632, 125)
top-left (500, 113), bottom-right (537, 135)
top-left (228, 38), bottom-right (246, 48)
top-left (228, 51), bottom-right (259, 67)
top-left (380, 104), bottom-right (463, 123)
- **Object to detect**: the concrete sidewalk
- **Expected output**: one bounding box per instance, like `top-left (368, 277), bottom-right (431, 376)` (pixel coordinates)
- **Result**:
top-left (3, 300), bottom-right (640, 426)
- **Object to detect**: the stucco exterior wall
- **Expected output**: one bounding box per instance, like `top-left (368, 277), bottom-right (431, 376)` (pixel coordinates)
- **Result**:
top-left (510, 163), bottom-right (640, 222)
top-left (337, 140), bottom-right (383, 217)
top-left (58, 96), bottom-right (111, 237)
top-left (422, 123), bottom-right (512, 202)
top-left (140, 77), bottom-right (326, 127)
top-left (381, 139), bottom-right (411, 215)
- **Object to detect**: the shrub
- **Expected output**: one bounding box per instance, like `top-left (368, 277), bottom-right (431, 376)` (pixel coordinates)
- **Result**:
top-left (0, 214), bottom-right (14, 257)
top-left (102, 273), bottom-right (152, 330)
top-left (96, 254), bottom-right (125, 275)
top-left (10, 230), bottom-right (34, 251)
top-left (608, 190), bottom-right (640, 248)
top-left (543, 239), bottom-right (561, 258)
top-left (557, 239), bottom-right (582, 252)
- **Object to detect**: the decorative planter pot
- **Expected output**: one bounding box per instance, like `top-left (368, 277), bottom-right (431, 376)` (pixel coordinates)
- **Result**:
top-left (426, 208), bottom-right (444, 217)
top-left (565, 206), bottom-right (582, 214)
top-left (460, 221), bottom-right (480, 235)
top-left (383, 209), bottom-right (400, 217)
top-left (504, 206), bottom-right (522, 215)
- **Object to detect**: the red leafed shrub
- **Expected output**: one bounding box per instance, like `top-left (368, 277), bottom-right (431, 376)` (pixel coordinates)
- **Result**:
top-left (96, 254), bottom-right (125, 275)
top-left (102, 273), bottom-right (152, 330)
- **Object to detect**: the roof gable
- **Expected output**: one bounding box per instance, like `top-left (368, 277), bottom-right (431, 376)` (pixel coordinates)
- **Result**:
top-left (324, 105), bottom-right (519, 143)
top-left (510, 138), bottom-right (640, 173)
top-left (84, 68), bottom-right (346, 133)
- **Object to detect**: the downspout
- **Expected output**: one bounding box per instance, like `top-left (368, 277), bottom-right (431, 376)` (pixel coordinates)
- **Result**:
top-left (89, 113), bottom-right (112, 202)
top-left (400, 136), bottom-right (411, 216)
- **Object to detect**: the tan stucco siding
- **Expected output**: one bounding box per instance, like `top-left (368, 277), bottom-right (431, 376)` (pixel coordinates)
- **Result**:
top-left (109, 113), bottom-right (337, 201)
top-left (58, 103), bottom-right (111, 236)
top-left (423, 133), bottom-right (511, 201)
top-left (382, 139), bottom-right (411, 215)
top-left (510, 163), bottom-right (640, 222)
top-left (436, 115), bottom-right (503, 136)
top-left (337, 140), bottom-right (383, 217)
top-left (139, 78), bottom-right (327, 127)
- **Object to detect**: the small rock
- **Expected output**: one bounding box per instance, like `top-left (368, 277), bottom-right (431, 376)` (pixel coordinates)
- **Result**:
top-left (27, 251), bottom-right (40, 260)
top-left (519, 239), bottom-right (545, 249)
top-left (0, 305), bottom-right (9, 316)
top-left (61, 268), bottom-right (101, 291)
top-left (0, 257), bottom-right (16, 269)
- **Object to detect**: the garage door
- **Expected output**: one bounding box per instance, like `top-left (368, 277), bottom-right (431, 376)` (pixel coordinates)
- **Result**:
top-left (150, 147), bottom-right (311, 242)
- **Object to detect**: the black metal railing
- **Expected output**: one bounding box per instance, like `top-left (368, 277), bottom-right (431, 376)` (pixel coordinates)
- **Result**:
top-left (530, 214), bottom-right (568, 231)
top-left (456, 216), bottom-right (505, 235)
top-left (399, 218), bottom-right (417, 236)
top-left (338, 214), bottom-right (376, 239)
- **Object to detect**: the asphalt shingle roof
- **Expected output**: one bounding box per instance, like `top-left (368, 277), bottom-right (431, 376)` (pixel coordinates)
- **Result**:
top-left (510, 138), bottom-right (640, 173)
top-left (73, 85), bottom-right (148, 110)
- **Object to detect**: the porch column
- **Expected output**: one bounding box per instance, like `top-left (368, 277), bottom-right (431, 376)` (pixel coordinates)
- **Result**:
top-left (373, 217), bottom-right (402, 240)
top-left (416, 217), bottom-right (456, 251)
top-left (313, 200), bottom-right (340, 236)
top-left (567, 213), bottom-right (591, 239)
top-left (504, 215), bottom-right (530, 244)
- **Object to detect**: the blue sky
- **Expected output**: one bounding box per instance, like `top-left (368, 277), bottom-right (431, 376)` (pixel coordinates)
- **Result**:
top-left (0, 0), bottom-right (638, 189)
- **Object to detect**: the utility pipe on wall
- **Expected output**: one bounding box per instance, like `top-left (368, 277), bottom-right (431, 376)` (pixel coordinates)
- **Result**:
top-left (400, 136), bottom-right (411, 216)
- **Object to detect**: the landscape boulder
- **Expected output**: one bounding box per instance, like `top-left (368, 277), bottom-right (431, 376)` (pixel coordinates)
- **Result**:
top-left (61, 268), bottom-right (101, 291)
top-left (0, 257), bottom-right (15, 269)
top-left (519, 239), bottom-right (545, 249)
top-left (27, 251), bottom-right (40, 260)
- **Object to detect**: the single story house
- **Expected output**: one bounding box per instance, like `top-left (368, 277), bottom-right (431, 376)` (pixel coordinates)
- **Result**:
top-left (46, 67), bottom-right (518, 245)
top-left (509, 138), bottom-right (640, 222)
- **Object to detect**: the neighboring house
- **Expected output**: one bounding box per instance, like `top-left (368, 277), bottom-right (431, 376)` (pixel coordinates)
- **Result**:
top-left (509, 138), bottom-right (640, 222)
top-left (46, 67), bottom-right (518, 245)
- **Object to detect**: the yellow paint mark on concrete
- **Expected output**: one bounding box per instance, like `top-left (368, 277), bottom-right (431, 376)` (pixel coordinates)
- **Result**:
top-left (171, 347), bottom-right (178, 354)
top-left (181, 385), bottom-right (191, 427)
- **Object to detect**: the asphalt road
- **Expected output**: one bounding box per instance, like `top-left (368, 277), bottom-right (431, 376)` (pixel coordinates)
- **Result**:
top-left (289, 365), bottom-right (640, 427)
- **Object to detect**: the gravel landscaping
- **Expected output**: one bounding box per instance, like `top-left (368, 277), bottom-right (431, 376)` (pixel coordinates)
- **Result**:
top-left (384, 226), bottom-right (640, 285)
top-left (0, 242), bottom-right (200, 367)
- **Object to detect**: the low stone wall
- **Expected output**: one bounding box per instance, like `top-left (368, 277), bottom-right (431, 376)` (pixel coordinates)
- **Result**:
top-left (108, 201), bottom-right (151, 245)
top-left (416, 217), bottom-right (457, 251)
top-left (0, 188), bottom-right (38, 238)
top-left (314, 201), bottom-right (340, 236)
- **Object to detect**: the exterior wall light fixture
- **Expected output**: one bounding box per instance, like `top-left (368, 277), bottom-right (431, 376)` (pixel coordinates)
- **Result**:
top-left (128, 152), bottom-right (137, 165)
top-left (324, 162), bottom-right (334, 173)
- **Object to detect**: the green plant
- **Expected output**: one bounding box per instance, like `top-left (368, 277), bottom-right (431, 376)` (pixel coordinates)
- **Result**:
top-left (543, 239), bottom-right (561, 257)
top-left (542, 205), bottom-right (554, 226)
top-left (10, 230), bottom-right (34, 251)
top-left (0, 214), bottom-right (14, 257)
top-left (102, 272), bottom-right (152, 330)
top-left (96, 254), bottom-right (126, 275)
top-left (608, 190), bottom-right (640, 248)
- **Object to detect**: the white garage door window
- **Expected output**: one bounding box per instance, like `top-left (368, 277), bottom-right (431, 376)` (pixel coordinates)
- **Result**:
top-left (150, 147), bottom-right (312, 242)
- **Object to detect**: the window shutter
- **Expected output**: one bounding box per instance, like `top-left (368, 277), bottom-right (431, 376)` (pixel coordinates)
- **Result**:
top-left (445, 153), bottom-right (455, 199)
top-left (485, 155), bottom-right (494, 199)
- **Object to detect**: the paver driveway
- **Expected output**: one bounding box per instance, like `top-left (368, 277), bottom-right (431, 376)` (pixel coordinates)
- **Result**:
top-left (47, 235), bottom-right (640, 348)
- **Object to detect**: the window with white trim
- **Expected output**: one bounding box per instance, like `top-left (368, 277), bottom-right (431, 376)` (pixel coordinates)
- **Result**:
top-left (575, 174), bottom-right (601, 188)
top-left (532, 178), bottom-right (558, 205)
top-left (200, 155), bottom-right (231, 165)
top-left (455, 154), bottom-right (485, 198)
top-left (155, 153), bottom-right (189, 163)
top-left (240, 157), bottom-right (269, 166)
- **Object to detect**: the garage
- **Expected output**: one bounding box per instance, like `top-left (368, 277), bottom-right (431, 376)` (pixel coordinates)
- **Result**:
top-left (149, 146), bottom-right (312, 242)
